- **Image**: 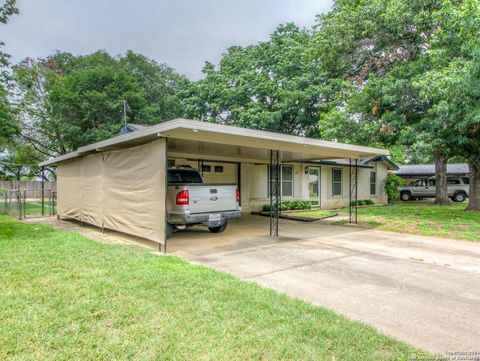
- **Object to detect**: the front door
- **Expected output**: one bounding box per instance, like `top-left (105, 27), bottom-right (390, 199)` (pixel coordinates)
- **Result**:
top-left (308, 167), bottom-right (321, 206)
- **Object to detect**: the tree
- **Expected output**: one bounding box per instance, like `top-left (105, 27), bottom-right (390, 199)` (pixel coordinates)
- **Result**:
top-left (12, 51), bottom-right (188, 156)
top-left (384, 174), bottom-right (404, 203)
top-left (0, 142), bottom-right (41, 181)
top-left (0, 0), bottom-right (19, 149)
top-left (182, 24), bottom-right (335, 136)
top-left (119, 51), bottom-right (188, 122)
top-left (0, 0), bottom-right (19, 70)
top-left (312, 0), bottom-right (462, 205)
top-left (415, 0), bottom-right (480, 210)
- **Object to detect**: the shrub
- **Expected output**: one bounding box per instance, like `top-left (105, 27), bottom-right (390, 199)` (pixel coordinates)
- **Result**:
top-left (384, 174), bottom-right (405, 202)
top-left (262, 200), bottom-right (312, 212)
top-left (350, 199), bottom-right (375, 206)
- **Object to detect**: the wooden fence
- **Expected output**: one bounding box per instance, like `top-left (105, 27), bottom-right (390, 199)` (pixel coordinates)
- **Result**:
top-left (0, 181), bottom-right (57, 199)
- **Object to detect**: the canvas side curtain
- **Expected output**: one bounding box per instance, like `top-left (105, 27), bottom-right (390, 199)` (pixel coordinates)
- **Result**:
top-left (102, 139), bottom-right (166, 244)
top-left (56, 139), bottom-right (166, 245)
top-left (80, 153), bottom-right (104, 227)
top-left (57, 158), bottom-right (83, 220)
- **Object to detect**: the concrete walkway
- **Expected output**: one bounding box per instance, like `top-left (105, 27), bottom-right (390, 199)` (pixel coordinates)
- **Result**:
top-left (26, 215), bottom-right (480, 353)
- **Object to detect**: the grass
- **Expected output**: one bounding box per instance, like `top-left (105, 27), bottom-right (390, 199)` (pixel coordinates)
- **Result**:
top-left (336, 201), bottom-right (480, 242)
top-left (0, 214), bottom-right (423, 360)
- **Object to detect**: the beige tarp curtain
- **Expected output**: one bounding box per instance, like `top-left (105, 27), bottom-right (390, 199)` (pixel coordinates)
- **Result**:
top-left (57, 157), bottom-right (82, 220)
top-left (80, 154), bottom-right (104, 227)
top-left (56, 139), bottom-right (166, 245)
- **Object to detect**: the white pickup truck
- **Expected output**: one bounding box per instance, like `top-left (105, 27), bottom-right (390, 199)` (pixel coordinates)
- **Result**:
top-left (167, 167), bottom-right (241, 235)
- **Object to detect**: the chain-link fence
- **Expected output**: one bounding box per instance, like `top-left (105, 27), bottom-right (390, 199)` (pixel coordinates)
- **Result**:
top-left (0, 189), bottom-right (56, 220)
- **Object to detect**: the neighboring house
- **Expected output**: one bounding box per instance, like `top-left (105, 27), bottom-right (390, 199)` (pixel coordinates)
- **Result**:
top-left (122, 124), bottom-right (397, 211)
top-left (394, 163), bottom-right (470, 185)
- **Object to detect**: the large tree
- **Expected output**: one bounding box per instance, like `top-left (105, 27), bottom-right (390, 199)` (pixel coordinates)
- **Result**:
top-left (12, 51), bottom-right (188, 156)
top-left (415, 0), bottom-right (480, 210)
top-left (312, 0), bottom-right (465, 205)
top-left (182, 24), bottom-right (336, 136)
top-left (0, 0), bottom-right (19, 149)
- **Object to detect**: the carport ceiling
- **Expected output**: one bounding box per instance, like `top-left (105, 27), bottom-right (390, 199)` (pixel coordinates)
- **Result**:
top-left (40, 118), bottom-right (389, 167)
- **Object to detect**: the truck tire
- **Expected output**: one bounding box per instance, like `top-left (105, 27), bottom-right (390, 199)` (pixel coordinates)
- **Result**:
top-left (166, 223), bottom-right (176, 237)
top-left (453, 192), bottom-right (466, 202)
top-left (208, 221), bottom-right (228, 233)
top-left (400, 191), bottom-right (412, 201)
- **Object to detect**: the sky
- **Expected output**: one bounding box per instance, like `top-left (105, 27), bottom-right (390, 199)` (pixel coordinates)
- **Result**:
top-left (2, 0), bottom-right (333, 80)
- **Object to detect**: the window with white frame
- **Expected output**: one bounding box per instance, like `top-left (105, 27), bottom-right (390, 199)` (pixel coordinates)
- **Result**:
top-left (268, 165), bottom-right (294, 197)
top-left (370, 171), bottom-right (376, 195)
top-left (332, 168), bottom-right (342, 196)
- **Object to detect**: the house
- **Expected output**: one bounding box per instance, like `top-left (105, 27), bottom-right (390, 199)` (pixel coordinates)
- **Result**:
top-left (395, 163), bottom-right (469, 185)
top-left (119, 123), bottom-right (397, 211)
top-left (39, 118), bottom-right (393, 248)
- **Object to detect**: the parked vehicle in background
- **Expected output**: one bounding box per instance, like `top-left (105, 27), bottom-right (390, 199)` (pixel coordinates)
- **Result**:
top-left (398, 177), bottom-right (469, 202)
top-left (167, 167), bottom-right (241, 235)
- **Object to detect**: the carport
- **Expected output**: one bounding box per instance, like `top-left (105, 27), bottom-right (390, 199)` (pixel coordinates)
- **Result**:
top-left (40, 118), bottom-right (389, 252)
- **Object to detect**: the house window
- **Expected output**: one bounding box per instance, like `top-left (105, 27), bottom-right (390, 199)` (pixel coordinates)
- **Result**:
top-left (214, 165), bottom-right (224, 173)
top-left (168, 159), bottom-right (175, 168)
top-left (332, 168), bottom-right (342, 196)
top-left (268, 165), bottom-right (294, 197)
top-left (281, 165), bottom-right (293, 197)
top-left (370, 171), bottom-right (376, 195)
top-left (201, 165), bottom-right (211, 173)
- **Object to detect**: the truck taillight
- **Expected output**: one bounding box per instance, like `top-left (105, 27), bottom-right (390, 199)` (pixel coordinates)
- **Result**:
top-left (236, 189), bottom-right (240, 203)
top-left (176, 190), bottom-right (189, 205)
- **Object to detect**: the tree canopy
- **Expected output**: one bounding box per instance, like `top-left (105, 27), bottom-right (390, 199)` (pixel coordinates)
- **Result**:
top-left (13, 51), bottom-right (189, 155)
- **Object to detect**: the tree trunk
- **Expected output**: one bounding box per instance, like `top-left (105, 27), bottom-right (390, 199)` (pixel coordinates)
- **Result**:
top-left (466, 160), bottom-right (480, 211)
top-left (434, 152), bottom-right (450, 205)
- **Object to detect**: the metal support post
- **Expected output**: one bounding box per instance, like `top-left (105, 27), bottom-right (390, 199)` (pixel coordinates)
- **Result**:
top-left (41, 166), bottom-right (45, 216)
top-left (355, 159), bottom-right (358, 224)
top-left (348, 159), bottom-right (358, 224)
top-left (269, 150), bottom-right (280, 237)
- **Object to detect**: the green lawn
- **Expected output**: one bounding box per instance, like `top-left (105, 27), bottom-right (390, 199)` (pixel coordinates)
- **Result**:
top-left (336, 201), bottom-right (480, 242)
top-left (0, 215), bottom-right (422, 360)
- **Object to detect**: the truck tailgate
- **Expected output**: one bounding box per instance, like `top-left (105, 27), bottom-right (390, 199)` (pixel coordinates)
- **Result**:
top-left (188, 184), bottom-right (237, 214)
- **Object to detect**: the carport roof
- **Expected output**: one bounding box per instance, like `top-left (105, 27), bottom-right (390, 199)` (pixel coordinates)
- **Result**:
top-left (40, 118), bottom-right (390, 167)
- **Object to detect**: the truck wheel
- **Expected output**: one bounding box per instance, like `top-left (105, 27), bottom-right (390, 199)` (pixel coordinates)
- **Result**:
top-left (166, 223), bottom-right (176, 237)
top-left (208, 221), bottom-right (228, 233)
top-left (400, 191), bottom-right (412, 201)
top-left (453, 192), bottom-right (466, 202)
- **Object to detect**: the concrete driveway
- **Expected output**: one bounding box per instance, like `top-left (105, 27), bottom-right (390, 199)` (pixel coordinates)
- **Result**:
top-left (169, 215), bottom-right (480, 353)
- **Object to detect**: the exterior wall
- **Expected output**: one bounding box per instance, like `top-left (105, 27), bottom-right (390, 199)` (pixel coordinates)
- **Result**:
top-left (168, 157), bottom-right (388, 212)
top-left (169, 159), bottom-right (237, 183)
top-left (240, 161), bottom-right (389, 212)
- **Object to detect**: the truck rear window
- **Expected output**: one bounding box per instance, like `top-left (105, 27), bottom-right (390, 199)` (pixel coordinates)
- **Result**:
top-left (168, 169), bottom-right (203, 184)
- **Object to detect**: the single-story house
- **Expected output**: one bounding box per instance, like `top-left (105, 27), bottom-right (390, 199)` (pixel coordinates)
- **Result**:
top-left (40, 118), bottom-right (395, 248)
top-left (394, 163), bottom-right (470, 185)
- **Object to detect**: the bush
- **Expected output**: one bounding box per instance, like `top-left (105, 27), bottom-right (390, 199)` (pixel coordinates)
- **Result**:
top-left (384, 174), bottom-right (405, 202)
top-left (350, 199), bottom-right (375, 206)
top-left (262, 200), bottom-right (312, 212)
